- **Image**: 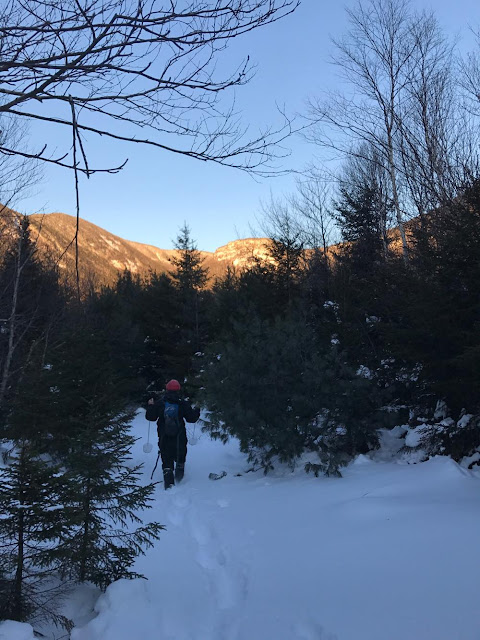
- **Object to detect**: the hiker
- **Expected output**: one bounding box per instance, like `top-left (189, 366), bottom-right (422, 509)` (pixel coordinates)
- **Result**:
top-left (146, 379), bottom-right (200, 489)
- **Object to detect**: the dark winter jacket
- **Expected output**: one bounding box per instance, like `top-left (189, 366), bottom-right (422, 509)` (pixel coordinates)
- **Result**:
top-left (145, 390), bottom-right (200, 438)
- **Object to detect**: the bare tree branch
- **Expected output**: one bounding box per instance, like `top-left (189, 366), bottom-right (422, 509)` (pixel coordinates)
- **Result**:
top-left (305, 0), bottom-right (416, 262)
top-left (0, 0), bottom-right (299, 176)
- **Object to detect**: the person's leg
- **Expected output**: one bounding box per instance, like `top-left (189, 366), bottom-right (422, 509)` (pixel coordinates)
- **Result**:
top-left (175, 430), bottom-right (188, 481)
top-left (160, 435), bottom-right (176, 489)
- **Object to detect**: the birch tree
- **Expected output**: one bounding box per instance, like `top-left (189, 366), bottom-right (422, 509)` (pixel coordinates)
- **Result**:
top-left (306, 0), bottom-right (418, 261)
top-left (460, 28), bottom-right (480, 117)
top-left (397, 14), bottom-right (479, 213)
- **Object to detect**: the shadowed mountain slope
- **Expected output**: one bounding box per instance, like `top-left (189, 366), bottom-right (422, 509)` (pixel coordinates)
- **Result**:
top-left (27, 212), bottom-right (271, 286)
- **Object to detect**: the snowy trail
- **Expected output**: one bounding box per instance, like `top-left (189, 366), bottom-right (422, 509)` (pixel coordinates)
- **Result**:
top-left (70, 413), bottom-right (480, 640)
top-left (166, 488), bottom-right (249, 639)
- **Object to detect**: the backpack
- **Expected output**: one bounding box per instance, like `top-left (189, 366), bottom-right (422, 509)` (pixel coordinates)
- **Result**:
top-left (164, 401), bottom-right (181, 436)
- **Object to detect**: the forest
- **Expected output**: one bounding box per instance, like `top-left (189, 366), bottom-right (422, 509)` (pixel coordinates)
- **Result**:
top-left (0, 0), bottom-right (479, 632)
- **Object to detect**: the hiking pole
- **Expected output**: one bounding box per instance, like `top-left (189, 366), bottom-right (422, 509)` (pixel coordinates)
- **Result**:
top-left (143, 421), bottom-right (153, 454)
top-left (151, 451), bottom-right (161, 481)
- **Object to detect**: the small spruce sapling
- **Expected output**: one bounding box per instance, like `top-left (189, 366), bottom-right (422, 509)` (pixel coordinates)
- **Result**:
top-left (58, 399), bottom-right (164, 589)
top-left (0, 441), bottom-right (72, 629)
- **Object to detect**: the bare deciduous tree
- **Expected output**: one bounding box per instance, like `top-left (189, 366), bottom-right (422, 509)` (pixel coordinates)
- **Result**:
top-left (397, 14), bottom-right (479, 214)
top-left (0, 0), bottom-right (299, 176)
top-left (0, 119), bottom-right (39, 215)
top-left (259, 193), bottom-right (305, 305)
top-left (306, 0), bottom-right (418, 261)
top-left (289, 177), bottom-right (336, 256)
top-left (460, 28), bottom-right (480, 115)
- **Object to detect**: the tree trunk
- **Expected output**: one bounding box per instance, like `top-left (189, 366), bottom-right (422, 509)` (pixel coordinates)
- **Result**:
top-left (79, 477), bottom-right (92, 583)
top-left (386, 126), bottom-right (409, 262)
top-left (0, 237), bottom-right (23, 406)
top-left (12, 446), bottom-right (26, 621)
top-left (12, 511), bottom-right (25, 621)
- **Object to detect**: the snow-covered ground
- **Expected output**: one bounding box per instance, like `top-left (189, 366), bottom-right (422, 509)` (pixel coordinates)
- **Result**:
top-left (2, 412), bottom-right (480, 640)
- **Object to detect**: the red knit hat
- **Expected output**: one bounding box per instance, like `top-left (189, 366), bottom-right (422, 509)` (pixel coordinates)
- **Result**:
top-left (166, 379), bottom-right (181, 391)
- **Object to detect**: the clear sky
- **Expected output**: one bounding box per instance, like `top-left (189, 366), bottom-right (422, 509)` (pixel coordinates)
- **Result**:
top-left (17, 0), bottom-right (479, 253)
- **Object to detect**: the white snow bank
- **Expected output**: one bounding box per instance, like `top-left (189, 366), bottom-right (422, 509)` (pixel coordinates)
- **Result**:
top-left (0, 621), bottom-right (35, 640)
top-left (71, 580), bottom-right (162, 640)
top-left (71, 413), bottom-right (480, 640)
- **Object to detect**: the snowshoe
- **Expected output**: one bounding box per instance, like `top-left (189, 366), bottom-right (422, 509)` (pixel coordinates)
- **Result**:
top-left (175, 463), bottom-right (185, 482)
top-left (208, 471), bottom-right (227, 481)
top-left (163, 468), bottom-right (175, 490)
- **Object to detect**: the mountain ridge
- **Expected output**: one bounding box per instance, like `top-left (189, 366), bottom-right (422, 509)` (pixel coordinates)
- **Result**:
top-left (27, 212), bottom-right (271, 286)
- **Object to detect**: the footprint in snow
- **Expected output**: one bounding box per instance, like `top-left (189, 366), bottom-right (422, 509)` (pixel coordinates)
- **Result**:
top-left (167, 492), bottom-right (192, 527)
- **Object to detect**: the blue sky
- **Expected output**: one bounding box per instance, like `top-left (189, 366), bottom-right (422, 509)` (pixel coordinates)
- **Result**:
top-left (18, 0), bottom-right (479, 252)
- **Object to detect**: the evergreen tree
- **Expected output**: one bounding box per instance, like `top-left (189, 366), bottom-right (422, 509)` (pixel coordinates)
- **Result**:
top-left (267, 235), bottom-right (304, 309)
top-left (6, 312), bottom-right (164, 591)
top-left (0, 441), bottom-right (72, 629)
top-left (170, 224), bottom-right (210, 383)
top-left (59, 400), bottom-right (163, 589)
top-left (91, 272), bottom-right (145, 402)
top-left (171, 223), bottom-right (209, 294)
top-left (138, 271), bottom-right (184, 391)
top-left (200, 313), bottom-right (317, 470)
top-left (208, 266), bottom-right (240, 338)
top-left (303, 248), bottom-right (331, 315)
top-left (200, 312), bottom-right (384, 475)
top-left (39, 319), bottom-right (163, 588)
top-left (334, 182), bottom-right (387, 269)
top-left (236, 258), bottom-right (278, 321)
top-left (328, 180), bottom-right (397, 369)
top-left (405, 180), bottom-right (480, 412)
